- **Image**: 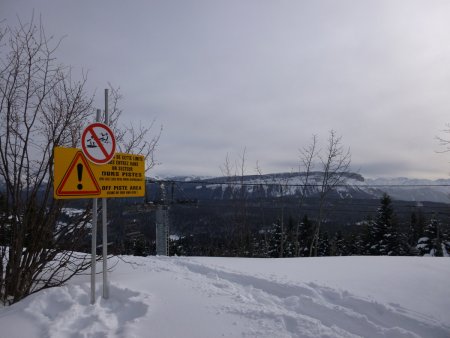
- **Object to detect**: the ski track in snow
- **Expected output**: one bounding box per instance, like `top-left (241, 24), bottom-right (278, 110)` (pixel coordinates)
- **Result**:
top-left (23, 283), bottom-right (151, 338)
top-left (173, 258), bottom-right (450, 338)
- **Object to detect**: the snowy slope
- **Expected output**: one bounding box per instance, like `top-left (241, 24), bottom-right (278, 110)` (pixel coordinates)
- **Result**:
top-left (0, 256), bottom-right (449, 338)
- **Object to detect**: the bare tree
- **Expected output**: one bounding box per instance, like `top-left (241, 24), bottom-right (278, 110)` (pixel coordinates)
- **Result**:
top-left (255, 164), bottom-right (292, 258)
top-left (276, 173), bottom-right (292, 257)
top-left (309, 130), bottom-right (351, 256)
top-left (436, 124), bottom-right (450, 153)
top-left (107, 85), bottom-right (161, 172)
top-left (220, 148), bottom-right (250, 255)
top-left (295, 134), bottom-right (317, 257)
top-left (254, 161), bottom-right (269, 255)
top-left (0, 17), bottom-right (159, 304)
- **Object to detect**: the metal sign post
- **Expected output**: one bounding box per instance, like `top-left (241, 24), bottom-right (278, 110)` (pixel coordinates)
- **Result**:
top-left (91, 109), bottom-right (101, 305)
top-left (53, 88), bottom-right (146, 304)
top-left (102, 88), bottom-right (109, 299)
top-left (91, 198), bottom-right (97, 304)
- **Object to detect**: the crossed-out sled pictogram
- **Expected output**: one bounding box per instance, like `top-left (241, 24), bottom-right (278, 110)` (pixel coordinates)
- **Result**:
top-left (81, 122), bottom-right (116, 165)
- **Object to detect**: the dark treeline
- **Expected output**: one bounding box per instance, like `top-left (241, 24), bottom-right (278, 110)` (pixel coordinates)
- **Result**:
top-left (106, 192), bottom-right (450, 258)
top-left (169, 194), bottom-right (449, 257)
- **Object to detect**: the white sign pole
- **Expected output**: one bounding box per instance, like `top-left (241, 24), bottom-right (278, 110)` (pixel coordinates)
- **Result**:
top-left (91, 109), bottom-right (101, 305)
top-left (102, 89), bottom-right (109, 299)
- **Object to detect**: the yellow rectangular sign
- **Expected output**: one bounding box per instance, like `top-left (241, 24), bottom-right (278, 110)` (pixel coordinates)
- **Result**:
top-left (54, 147), bottom-right (145, 199)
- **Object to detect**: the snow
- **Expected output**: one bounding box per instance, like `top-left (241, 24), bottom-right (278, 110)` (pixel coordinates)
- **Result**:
top-left (0, 256), bottom-right (449, 338)
top-left (444, 244), bottom-right (450, 257)
top-left (61, 208), bottom-right (85, 217)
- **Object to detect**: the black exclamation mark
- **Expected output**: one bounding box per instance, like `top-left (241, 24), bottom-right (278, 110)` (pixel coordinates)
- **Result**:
top-left (77, 163), bottom-right (83, 190)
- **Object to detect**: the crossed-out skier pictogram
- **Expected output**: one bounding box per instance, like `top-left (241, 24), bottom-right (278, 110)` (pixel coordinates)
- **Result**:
top-left (81, 122), bottom-right (116, 164)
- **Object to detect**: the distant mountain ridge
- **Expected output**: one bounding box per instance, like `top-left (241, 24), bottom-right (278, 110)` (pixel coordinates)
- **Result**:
top-left (364, 177), bottom-right (450, 204)
top-left (153, 172), bottom-right (450, 204)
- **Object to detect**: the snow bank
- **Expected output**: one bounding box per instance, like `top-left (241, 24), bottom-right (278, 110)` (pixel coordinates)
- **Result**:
top-left (0, 256), bottom-right (448, 338)
top-left (0, 283), bottom-right (151, 338)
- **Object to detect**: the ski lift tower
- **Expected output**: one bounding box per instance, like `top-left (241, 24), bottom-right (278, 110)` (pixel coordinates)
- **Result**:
top-left (155, 182), bottom-right (169, 256)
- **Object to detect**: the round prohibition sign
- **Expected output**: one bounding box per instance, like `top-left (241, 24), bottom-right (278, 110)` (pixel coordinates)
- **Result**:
top-left (81, 122), bottom-right (116, 164)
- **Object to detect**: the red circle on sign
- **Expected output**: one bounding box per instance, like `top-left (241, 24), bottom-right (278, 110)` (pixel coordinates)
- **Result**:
top-left (81, 122), bottom-right (116, 164)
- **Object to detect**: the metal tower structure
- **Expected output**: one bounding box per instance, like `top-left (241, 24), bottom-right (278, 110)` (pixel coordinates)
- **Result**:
top-left (155, 182), bottom-right (169, 256)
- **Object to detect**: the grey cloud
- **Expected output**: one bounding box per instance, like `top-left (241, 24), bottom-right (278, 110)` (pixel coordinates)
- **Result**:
top-left (3, 0), bottom-right (450, 179)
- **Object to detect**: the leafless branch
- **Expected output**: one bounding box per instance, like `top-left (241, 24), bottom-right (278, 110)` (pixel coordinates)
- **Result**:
top-left (309, 130), bottom-right (351, 256)
top-left (105, 85), bottom-right (162, 172)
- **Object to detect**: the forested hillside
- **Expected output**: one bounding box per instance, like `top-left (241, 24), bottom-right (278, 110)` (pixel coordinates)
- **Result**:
top-left (83, 173), bottom-right (450, 258)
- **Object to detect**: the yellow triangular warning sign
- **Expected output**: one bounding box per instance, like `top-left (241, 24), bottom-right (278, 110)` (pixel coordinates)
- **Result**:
top-left (56, 151), bottom-right (101, 197)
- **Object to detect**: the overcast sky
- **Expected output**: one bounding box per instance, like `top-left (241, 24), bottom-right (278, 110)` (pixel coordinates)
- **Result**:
top-left (3, 0), bottom-right (450, 179)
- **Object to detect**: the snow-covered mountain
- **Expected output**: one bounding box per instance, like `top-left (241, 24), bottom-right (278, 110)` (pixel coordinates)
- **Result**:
top-left (364, 177), bottom-right (450, 203)
top-left (156, 173), bottom-right (450, 204)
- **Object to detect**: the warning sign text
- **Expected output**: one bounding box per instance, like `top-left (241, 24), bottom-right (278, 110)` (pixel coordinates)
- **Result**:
top-left (97, 153), bottom-right (145, 197)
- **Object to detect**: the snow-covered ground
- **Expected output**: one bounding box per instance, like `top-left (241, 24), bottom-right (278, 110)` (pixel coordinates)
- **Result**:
top-left (0, 256), bottom-right (449, 338)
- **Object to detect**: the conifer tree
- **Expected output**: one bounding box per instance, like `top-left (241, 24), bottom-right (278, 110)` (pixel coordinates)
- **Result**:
top-left (366, 194), bottom-right (404, 255)
top-left (331, 231), bottom-right (347, 256)
top-left (282, 216), bottom-right (296, 257)
top-left (347, 232), bottom-right (366, 255)
top-left (296, 215), bottom-right (314, 257)
top-left (409, 209), bottom-right (425, 246)
top-left (417, 216), bottom-right (443, 256)
top-left (318, 231), bottom-right (331, 256)
top-left (268, 220), bottom-right (284, 258)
